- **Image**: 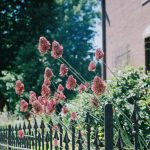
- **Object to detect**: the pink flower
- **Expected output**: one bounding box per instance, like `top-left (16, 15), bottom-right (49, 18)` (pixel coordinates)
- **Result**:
top-left (20, 99), bottom-right (28, 112)
top-left (38, 96), bottom-right (48, 106)
top-left (45, 99), bottom-right (56, 115)
top-left (66, 75), bottom-right (76, 90)
top-left (30, 91), bottom-right (36, 97)
top-left (54, 92), bottom-right (66, 103)
top-left (95, 48), bottom-right (104, 60)
top-left (38, 36), bottom-right (51, 54)
top-left (91, 76), bottom-right (106, 95)
top-left (44, 67), bottom-right (53, 79)
top-left (59, 64), bottom-right (68, 77)
top-left (57, 84), bottom-right (64, 92)
top-left (41, 84), bottom-right (51, 97)
top-left (18, 130), bottom-right (24, 138)
top-left (61, 105), bottom-right (69, 116)
top-left (29, 91), bottom-right (37, 104)
top-left (15, 80), bottom-right (24, 95)
top-left (88, 61), bottom-right (96, 72)
top-left (53, 138), bottom-right (59, 146)
top-left (71, 112), bottom-right (77, 121)
top-left (58, 92), bottom-right (66, 100)
top-left (51, 40), bottom-right (63, 59)
top-left (32, 100), bottom-right (44, 115)
top-left (84, 82), bottom-right (90, 89)
top-left (78, 83), bottom-right (86, 93)
top-left (44, 77), bottom-right (51, 86)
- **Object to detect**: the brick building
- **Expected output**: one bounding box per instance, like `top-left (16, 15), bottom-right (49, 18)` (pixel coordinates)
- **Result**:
top-left (106, 0), bottom-right (150, 78)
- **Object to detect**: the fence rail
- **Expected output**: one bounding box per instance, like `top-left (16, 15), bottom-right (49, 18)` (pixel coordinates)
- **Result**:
top-left (0, 103), bottom-right (150, 150)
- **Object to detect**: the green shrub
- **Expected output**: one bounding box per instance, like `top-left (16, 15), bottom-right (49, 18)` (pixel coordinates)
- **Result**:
top-left (66, 66), bottom-right (150, 149)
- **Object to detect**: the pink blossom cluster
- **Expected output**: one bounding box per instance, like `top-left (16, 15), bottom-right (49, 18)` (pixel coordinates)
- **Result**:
top-left (88, 61), bottom-right (96, 72)
top-left (54, 138), bottom-right (59, 146)
top-left (20, 99), bottom-right (28, 112)
top-left (66, 75), bottom-right (77, 90)
top-left (18, 130), bottom-right (24, 138)
top-left (95, 48), bottom-right (104, 60)
top-left (61, 105), bottom-right (69, 116)
top-left (88, 48), bottom-right (104, 72)
top-left (38, 37), bottom-right (63, 59)
top-left (16, 36), bottom-right (107, 140)
top-left (15, 80), bottom-right (24, 95)
top-left (78, 83), bottom-right (86, 93)
top-left (59, 64), bottom-right (68, 77)
top-left (38, 36), bottom-right (51, 54)
top-left (91, 76), bottom-right (106, 96)
top-left (51, 41), bottom-right (63, 59)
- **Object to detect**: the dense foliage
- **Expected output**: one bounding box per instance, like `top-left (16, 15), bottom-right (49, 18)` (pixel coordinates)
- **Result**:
top-left (66, 66), bottom-right (150, 149)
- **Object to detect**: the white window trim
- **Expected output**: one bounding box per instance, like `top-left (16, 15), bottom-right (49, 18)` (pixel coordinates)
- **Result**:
top-left (143, 25), bottom-right (150, 38)
top-left (141, 0), bottom-right (150, 5)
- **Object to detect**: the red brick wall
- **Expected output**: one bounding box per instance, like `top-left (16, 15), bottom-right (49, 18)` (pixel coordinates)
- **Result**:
top-left (106, 0), bottom-right (150, 78)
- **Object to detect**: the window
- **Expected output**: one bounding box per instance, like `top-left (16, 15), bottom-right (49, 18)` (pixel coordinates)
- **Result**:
top-left (145, 37), bottom-right (150, 72)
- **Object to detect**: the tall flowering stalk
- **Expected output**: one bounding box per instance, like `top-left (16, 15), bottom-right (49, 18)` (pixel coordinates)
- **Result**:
top-left (15, 36), bottom-right (105, 141)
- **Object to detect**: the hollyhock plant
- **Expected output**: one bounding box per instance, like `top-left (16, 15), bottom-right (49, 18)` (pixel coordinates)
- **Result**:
top-left (59, 64), bottom-right (68, 77)
top-left (38, 36), bottom-right (51, 54)
top-left (44, 67), bottom-right (54, 79)
top-left (53, 139), bottom-right (59, 146)
top-left (58, 92), bottom-right (66, 100)
top-left (95, 48), bottom-right (104, 60)
top-left (15, 80), bottom-right (24, 95)
top-left (18, 130), bottom-right (24, 139)
top-left (41, 84), bottom-right (51, 97)
top-left (32, 100), bottom-right (44, 115)
top-left (45, 99), bottom-right (56, 115)
top-left (44, 77), bottom-right (51, 86)
top-left (66, 75), bottom-right (76, 90)
top-left (20, 99), bottom-right (28, 112)
top-left (38, 96), bottom-right (48, 106)
top-left (71, 112), bottom-right (77, 121)
top-left (54, 92), bottom-right (66, 102)
top-left (88, 61), bottom-right (96, 72)
top-left (29, 91), bottom-right (37, 104)
top-left (51, 40), bottom-right (63, 59)
top-left (84, 82), bottom-right (90, 89)
top-left (78, 83), bottom-right (86, 93)
top-left (15, 35), bottom-right (109, 144)
top-left (57, 84), bottom-right (64, 92)
top-left (61, 105), bottom-right (69, 116)
top-left (91, 76), bottom-right (106, 96)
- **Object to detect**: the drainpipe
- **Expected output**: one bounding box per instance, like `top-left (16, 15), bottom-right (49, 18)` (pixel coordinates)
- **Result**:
top-left (101, 0), bottom-right (107, 80)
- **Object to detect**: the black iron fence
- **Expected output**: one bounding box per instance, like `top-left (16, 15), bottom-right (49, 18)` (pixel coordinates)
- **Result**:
top-left (0, 103), bottom-right (150, 150)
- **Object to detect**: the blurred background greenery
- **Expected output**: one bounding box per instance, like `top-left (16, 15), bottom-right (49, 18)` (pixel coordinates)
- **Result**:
top-left (0, 0), bottom-right (101, 113)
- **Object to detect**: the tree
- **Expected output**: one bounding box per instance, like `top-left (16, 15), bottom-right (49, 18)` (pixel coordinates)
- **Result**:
top-left (0, 0), bottom-right (101, 112)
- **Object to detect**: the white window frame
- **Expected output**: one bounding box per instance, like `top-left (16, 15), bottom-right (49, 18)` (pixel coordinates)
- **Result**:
top-left (141, 0), bottom-right (150, 5)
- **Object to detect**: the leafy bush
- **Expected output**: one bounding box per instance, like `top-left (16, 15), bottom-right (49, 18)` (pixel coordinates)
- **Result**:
top-left (66, 66), bottom-right (150, 149)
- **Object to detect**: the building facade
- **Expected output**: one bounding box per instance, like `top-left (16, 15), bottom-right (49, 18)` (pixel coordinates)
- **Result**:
top-left (106, 0), bottom-right (150, 78)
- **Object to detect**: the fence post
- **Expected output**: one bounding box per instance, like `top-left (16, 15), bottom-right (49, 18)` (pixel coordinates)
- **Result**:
top-left (86, 112), bottom-right (91, 150)
top-left (40, 120), bottom-right (45, 150)
top-left (8, 124), bottom-right (11, 150)
top-left (59, 119), bottom-right (63, 150)
top-left (131, 101), bottom-right (139, 150)
top-left (104, 103), bottom-right (113, 150)
top-left (71, 120), bottom-right (75, 150)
